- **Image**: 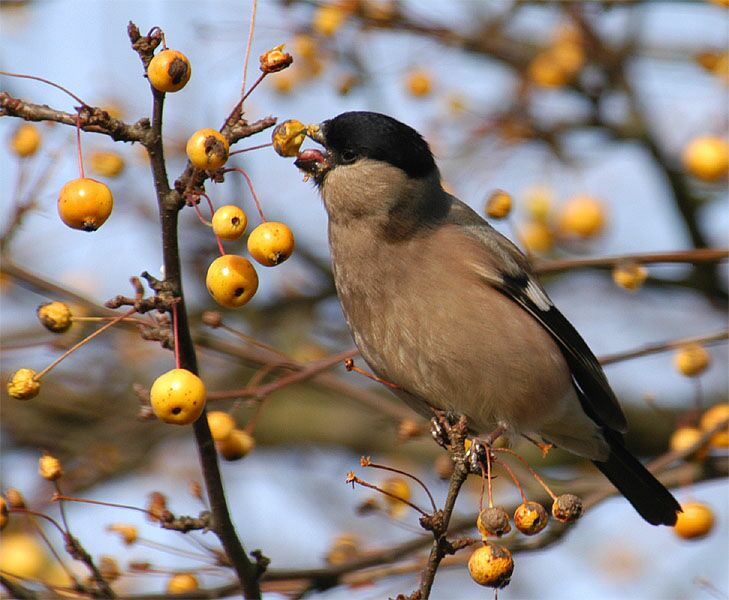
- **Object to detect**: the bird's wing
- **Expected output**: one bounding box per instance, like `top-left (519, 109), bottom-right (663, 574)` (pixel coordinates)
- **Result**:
top-left (448, 200), bottom-right (628, 433)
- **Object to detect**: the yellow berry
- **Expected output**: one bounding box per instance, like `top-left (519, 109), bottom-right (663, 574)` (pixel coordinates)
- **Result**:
top-left (682, 136), bottom-right (729, 181)
top-left (247, 222), bottom-right (295, 267)
top-left (149, 368), bottom-right (206, 425)
top-left (205, 254), bottom-right (259, 308)
top-left (37, 301), bottom-right (73, 333)
top-left (272, 119), bottom-right (307, 157)
top-left (381, 476), bottom-right (411, 506)
top-left (550, 40), bottom-right (585, 75)
top-left (186, 128), bottom-right (229, 170)
top-left (518, 221), bottom-right (554, 253)
top-left (39, 453), bottom-right (62, 481)
top-left (477, 507), bottom-right (512, 538)
top-left (0, 533), bottom-right (46, 578)
top-left (57, 178), bottom-right (114, 232)
top-left (485, 190), bottom-right (512, 220)
top-left (147, 49), bottom-right (192, 92)
top-left (557, 195), bottom-right (606, 238)
top-left (612, 262), bottom-right (648, 291)
top-left (212, 205), bottom-right (248, 240)
top-left (669, 427), bottom-right (709, 460)
top-left (107, 523), bottom-right (139, 545)
top-left (467, 543), bottom-right (514, 589)
top-left (313, 4), bottom-right (347, 36)
top-left (294, 34), bottom-right (318, 60)
top-left (673, 343), bottom-right (711, 377)
top-left (10, 123), bottom-right (41, 157)
top-left (673, 502), bottom-right (714, 540)
top-left (272, 73), bottom-right (295, 94)
top-left (699, 404), bottom-right (729, 448)
top-left (7, 368), bottom-right (40, 400)
top-left (216, 428), bottom-right (255, 461)
top-left (207, 411), bottom-right (235, 441)
top-left (513, 501), bottom-right (549, 535)
top-left (89, 150), bottom-right (126, 178)
top-left (406, 70), bottom-right (432, 97)
top-left (166, 572), bottom-right (199, 594)
top-left (0, 497), bottom-right (8, 530)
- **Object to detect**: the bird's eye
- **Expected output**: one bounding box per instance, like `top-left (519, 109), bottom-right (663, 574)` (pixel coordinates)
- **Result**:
top-left (340, 150), bottom-right (357, 164)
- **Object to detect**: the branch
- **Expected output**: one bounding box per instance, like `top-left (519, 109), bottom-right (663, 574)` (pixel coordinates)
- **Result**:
top-left (0, 92), bottom-right (152, 144)
top-left (600, 330), bottom-right (729, 366)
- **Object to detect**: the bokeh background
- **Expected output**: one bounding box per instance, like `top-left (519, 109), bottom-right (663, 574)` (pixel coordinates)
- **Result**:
top-left (1, 1), bottom-right (728, 598)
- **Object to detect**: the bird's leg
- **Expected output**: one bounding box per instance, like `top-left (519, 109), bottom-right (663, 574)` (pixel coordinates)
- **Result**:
top-left (429, 410), bottom-right (462, 449)
top-left (465, 425), bottom-right (507, 474)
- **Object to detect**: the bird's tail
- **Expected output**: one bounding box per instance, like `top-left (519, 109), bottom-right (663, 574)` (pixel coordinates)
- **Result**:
top-left (593, 430), bottom-right (681, 526)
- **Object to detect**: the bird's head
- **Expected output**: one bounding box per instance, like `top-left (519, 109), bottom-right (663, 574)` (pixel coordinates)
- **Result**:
top-left (294, 112), bottom-right (446, 234)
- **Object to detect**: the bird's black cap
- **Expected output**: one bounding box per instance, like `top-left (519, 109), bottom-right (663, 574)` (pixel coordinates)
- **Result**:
top-left (321, 111), bottom-right (436, 178)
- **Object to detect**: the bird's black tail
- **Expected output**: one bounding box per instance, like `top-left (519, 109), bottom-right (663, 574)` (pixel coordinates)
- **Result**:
top-left (593, 430), bottom-right (681, 526)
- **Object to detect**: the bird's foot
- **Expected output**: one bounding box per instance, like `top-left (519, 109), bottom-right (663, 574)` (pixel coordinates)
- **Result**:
top-left (465, 425), bottom-right (507, 473)
top-left (429, 411), bottom-right (462, 449)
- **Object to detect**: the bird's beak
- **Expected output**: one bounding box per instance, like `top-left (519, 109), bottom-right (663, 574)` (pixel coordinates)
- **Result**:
top-left (294, 123), bottom-right (331, 180)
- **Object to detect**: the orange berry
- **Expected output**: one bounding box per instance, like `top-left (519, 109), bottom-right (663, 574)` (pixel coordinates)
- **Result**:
top-left (212, 205), bottom-right (248, 240)
top-left (166, 573), bottom-right (199, 594)
top-left (7, 368), bottom-right (40, 400)
top-left (247, 222), bottom-right (295, 267)
top-left (669, 427), bottom-right (709, 460)
top-left (485, 190), bottom-right (512, 220)
top-left (37, 301), bottom-right (73, 333)
top-left (149, 368), bottom-right (206, 425)
top-left (557, 195), bottom-right (606, 238)
top-left (216, 429), bottom-right (255, 460)
top-left (57, 178), bottom-right (113, 231)
top-left (207, 411), bottom-right (235, 441)
top-left (513, 501), bottom-right (549, 535)
top-left (673, 343), bottom-right (711, 377)
top-left (89, 150), bottom-right (125, 178)
top-left (612, 262), bottom-right (648, 291)
top-left (147, 49), bottom-right (192, 92)
top-left (206, 255), bottom-right (259, 308)
top-left (682, 136), bottom-right (729, 181)
top-left (673, 501), bottom-right (714, 539)
top-left (699, 404), bottom-right (729, 448)
top-left (10, 123), bottom-right (41, 157)
top-left (467, 543), bottom-right (514, 588)
top-left (406, 70), bottom-right (432, 97)
top-left (186, 128), bottom-right (229, 170)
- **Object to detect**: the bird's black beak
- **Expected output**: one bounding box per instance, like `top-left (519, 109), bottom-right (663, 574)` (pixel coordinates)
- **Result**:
top-left (294, 123), bottom-right (331, 181)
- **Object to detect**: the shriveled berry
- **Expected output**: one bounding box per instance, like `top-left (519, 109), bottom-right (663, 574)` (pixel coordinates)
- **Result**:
top-left (37, 301), bottom-right (73, 333)
top-left (7, 368), bottom-right (40, 400)
top-left (551, 493), bottom-right (583, 523)
top-left (272, 119), bottom-right (307, 157)
top-left (477, 507), bottom-right (512, 538)
top-left (39, 453), bottom-right (62, 481)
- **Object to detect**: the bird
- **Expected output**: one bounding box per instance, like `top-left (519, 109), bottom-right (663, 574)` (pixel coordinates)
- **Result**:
top-left (293, 111), bottom-right (681, 526)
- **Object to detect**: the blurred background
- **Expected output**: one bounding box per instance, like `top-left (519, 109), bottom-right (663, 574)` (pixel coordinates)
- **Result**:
top-left (1, 1), bottom-right (728, 598)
